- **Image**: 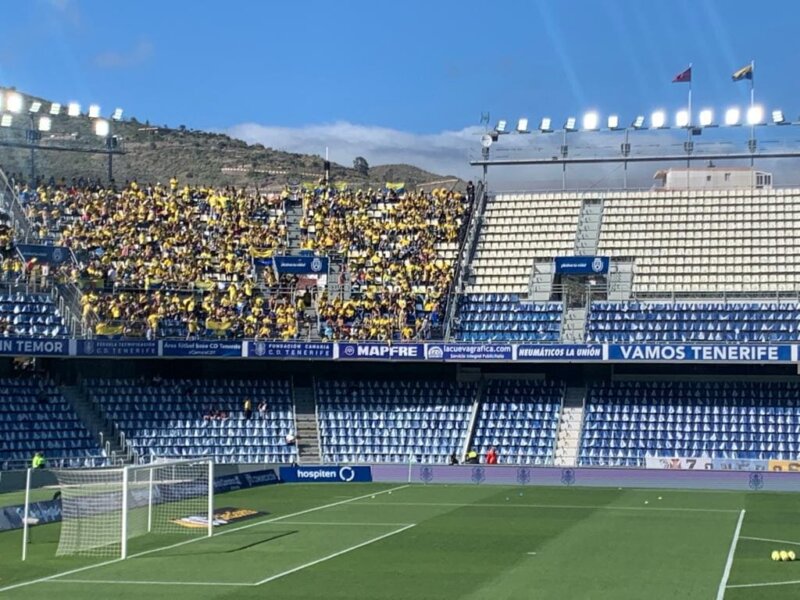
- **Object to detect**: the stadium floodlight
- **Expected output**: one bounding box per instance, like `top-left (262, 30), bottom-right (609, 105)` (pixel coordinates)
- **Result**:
top-left (699, 109), bottom-right (714, 127)
top-left (111, 108), bottom-right (124, 121)
top-left (607, 115), bottom-right (620, 130)
top-left (88, 104), bottom-right (101, 119)
top-left (582, 111), bottom-right (599, 131)
top-left (94, 119), bottom-right (110, 137)
top-left (632, 115), bottom-right (646, 129)
top-left (539, 117), bottom-right (552, 132)
top-left (675, 110), bottom-right (690, 128)
top-left (49, 102), bottom-right (61, 116)
top-left (28, 101), bottom-right (42, 114)
top-left (67, 102), bottom-right (81, 117)
top-left (6, 93), bottom-right (23, 114)
top-left (650, 110), bottom-right (666, 129)
top-left (495, 120), bottom-right (508, 134)
top-left (37, 116), bottom-right (52, 132)
top-left (516, 118), bottom-right (530, 133)
top-left (564, 117), bottom-right (577, 131)
top-left (724, 107), bottom-right (741, 126)
top-left (0, 114), bottom-right (12, 127)
top-left (772, 110), bottom-right (787, 125)
top-left (746, 104), bottom-right (764, 125)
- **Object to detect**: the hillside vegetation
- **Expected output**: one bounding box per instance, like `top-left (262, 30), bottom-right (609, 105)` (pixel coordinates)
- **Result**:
top-left (0, 88), bottom-right (459, 190)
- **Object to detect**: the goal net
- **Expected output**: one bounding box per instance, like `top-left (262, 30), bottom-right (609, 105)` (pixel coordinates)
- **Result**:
top-left (49, 459), bottom-right (213, 559)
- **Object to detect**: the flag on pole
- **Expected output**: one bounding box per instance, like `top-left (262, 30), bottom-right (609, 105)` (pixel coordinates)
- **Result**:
top-left (673, 67), bottom-right (692, 83)
top-left (732, 63), bottom-right (753, 81)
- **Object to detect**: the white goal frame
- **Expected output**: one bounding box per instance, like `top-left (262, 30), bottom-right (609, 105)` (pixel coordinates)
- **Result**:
top-left (22, 458), bottom-right (214, 561)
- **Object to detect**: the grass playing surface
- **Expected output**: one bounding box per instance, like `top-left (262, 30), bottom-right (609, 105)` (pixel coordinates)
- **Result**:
top-left (1, 482), bottom-right (799, 599)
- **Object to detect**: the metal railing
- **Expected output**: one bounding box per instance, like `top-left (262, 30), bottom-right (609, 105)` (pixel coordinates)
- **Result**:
top-left (0, 168), bottom-right (35, 243)
top-left (1, 454), bottom-right (125, 471)
top-left (443, 183), bottom-right (485, 340)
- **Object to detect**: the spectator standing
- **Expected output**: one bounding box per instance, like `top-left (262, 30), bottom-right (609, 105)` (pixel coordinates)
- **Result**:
top-left (257, 400), bottom-right (267, 418)
top-left (32, 451), bottom-right (45, 469)
top-left (243, 397), bottom-right (253, 420)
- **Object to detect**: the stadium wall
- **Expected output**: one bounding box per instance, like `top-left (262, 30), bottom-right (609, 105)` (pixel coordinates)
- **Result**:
top-left (373, 465), bottom-right (800, 492)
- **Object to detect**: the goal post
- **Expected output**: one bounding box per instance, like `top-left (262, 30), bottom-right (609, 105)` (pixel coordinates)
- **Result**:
top-left (43, 458), bottom-right (213, 560)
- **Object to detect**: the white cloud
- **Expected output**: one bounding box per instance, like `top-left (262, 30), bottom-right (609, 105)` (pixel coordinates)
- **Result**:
top-left (225, 121), bottom-right (800, 190)
top-left (226, 121), bottom-right (483, 181)
top-left (94, 39), bottom-right (154, 69)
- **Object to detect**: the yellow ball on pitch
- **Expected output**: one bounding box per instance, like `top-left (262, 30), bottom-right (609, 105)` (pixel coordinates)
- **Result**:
top-left (772, 550), bottom-right (781, 561)
top-left (789, 551), bottom-right (797, 561)
top-left (780, 551), bottom-right (789, 561)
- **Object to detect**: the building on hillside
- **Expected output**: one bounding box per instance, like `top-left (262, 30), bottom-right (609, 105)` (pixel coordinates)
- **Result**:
top-left (653, 167), bottom-right (772, 190)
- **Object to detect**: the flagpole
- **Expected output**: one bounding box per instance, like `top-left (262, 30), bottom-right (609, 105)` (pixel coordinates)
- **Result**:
top-left (687, 63), bottom-right (693, 126)
top-left (749, 59), bottom-right (755, 169)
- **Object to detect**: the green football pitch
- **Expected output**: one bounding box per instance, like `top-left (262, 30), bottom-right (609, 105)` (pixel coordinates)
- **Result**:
top-left (1, 482), bottom-right (799, 599)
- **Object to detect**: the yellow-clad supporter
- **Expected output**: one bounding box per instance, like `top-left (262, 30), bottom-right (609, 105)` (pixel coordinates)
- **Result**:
top-left (308, 185), bottom-right (470, 341)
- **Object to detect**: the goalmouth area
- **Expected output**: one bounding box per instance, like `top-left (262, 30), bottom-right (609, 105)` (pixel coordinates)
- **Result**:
top-left (2, 480), bottom-right (800, 599)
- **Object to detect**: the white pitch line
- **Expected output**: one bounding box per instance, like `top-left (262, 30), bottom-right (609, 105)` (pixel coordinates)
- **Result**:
top-left (57, 579), bottom-right (253, 587)
top-left (278, 521), bottom-right (413, 527)
top-left (527, 552), bottom-right (537, 556)
top-left (356, 501), bottom-right (739, 514)
top-left (740, 536), bottom-right (800, 548)
top-left (0, 484), bottom-right (409, 595)
top-left (716, 509), bottom-right (746, 600)
top-left (727, 579), bottom-right (800, 590)
top-left (253, 523), bottom-right (416, 586)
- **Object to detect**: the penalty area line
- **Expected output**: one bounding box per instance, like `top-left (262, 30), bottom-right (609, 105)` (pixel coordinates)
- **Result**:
top-left (0, 484), bottom-right (409, 595)
top-left (727, 579), bottom-right (800, 590)
top-left (254, 524), bottom-right (416, 586)
top-left (740, 536), bottom-right (800, 548)
top-left (716, 509), bottom-right (745, 600)
top-left (56, 579), bottom-right (253, 587)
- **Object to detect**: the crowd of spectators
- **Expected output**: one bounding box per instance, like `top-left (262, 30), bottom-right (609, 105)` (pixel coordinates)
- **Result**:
top-left (6, 175), bottom-right (471, 341)
top-left (15, 178), bottom-right (297, 338)
top-left (300, 186), bottom-right (470, 341)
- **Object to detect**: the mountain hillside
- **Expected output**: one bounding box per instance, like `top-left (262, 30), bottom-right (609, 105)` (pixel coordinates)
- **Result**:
top-left (0, 88), bottom-right (462, 190)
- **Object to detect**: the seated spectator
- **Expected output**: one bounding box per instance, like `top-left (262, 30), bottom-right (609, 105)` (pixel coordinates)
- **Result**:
top-left (257, 400), bottom-right (268, 417)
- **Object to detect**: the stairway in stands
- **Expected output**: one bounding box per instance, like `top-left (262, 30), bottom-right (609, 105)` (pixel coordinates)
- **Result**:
top-left (293, 383), bottom-right (322, 464)
top-left (553, 386), bottom-right (586, 466)
top-left (62, 385), bottom-right (129, 463)
top-left (574, 198), bottom-right (604, 255)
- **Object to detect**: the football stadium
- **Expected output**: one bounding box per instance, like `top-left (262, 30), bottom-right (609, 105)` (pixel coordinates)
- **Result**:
top-left (2, 3), bottom-right (800, 599)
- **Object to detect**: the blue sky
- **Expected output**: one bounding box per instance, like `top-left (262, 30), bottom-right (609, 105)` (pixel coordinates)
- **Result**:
top-left (1, 0), bottom-right (798, 182)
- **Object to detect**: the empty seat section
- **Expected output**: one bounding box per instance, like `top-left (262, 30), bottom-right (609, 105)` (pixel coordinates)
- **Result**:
top-left (88, 378), bottom-right (297, 465)
top-left (597, 189), bottom-right (800, 294)
top-left (471, 379), bottom-right (563, 465)
top-left (455, 294), bottom-right (562, 341)
top-left (0, 292), bottom-right (69, 337)
top-left (587, 301), bottom-right (800, 343)
top-left (467, 193), bottom-right (582, 294)
top-left (580, 380), bottom-right (800, 466)
top-left (316, 379), bottom-right (475, 464)
top-left (0, 379), bottom-right (103, 469)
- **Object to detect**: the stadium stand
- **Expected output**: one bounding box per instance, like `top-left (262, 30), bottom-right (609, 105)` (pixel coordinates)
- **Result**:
top-left (0, 378), bottom-right (104, 469)
top-left (454, 294), bottom-right (562, 341)
top-left (305, 186), bottom-right (469, 340)
top-left (580, 380), bottom-right (800, 466)
top-left (21, 180), bottom-right (292, 339)
top-left (597, 188), bottom-right (800, 294)
top-left (87, 378), bottom-right (297, 464)
top-left (471, 380), bottom-right (563, 465)
top-left (0, 291), bottom-right (68, 337)
top-left (467, 193), bottom-right (582, 294)
top-left (316, 379), bottom-right (476, 463)
top-left (587, 301), bottom-right (800, 343)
